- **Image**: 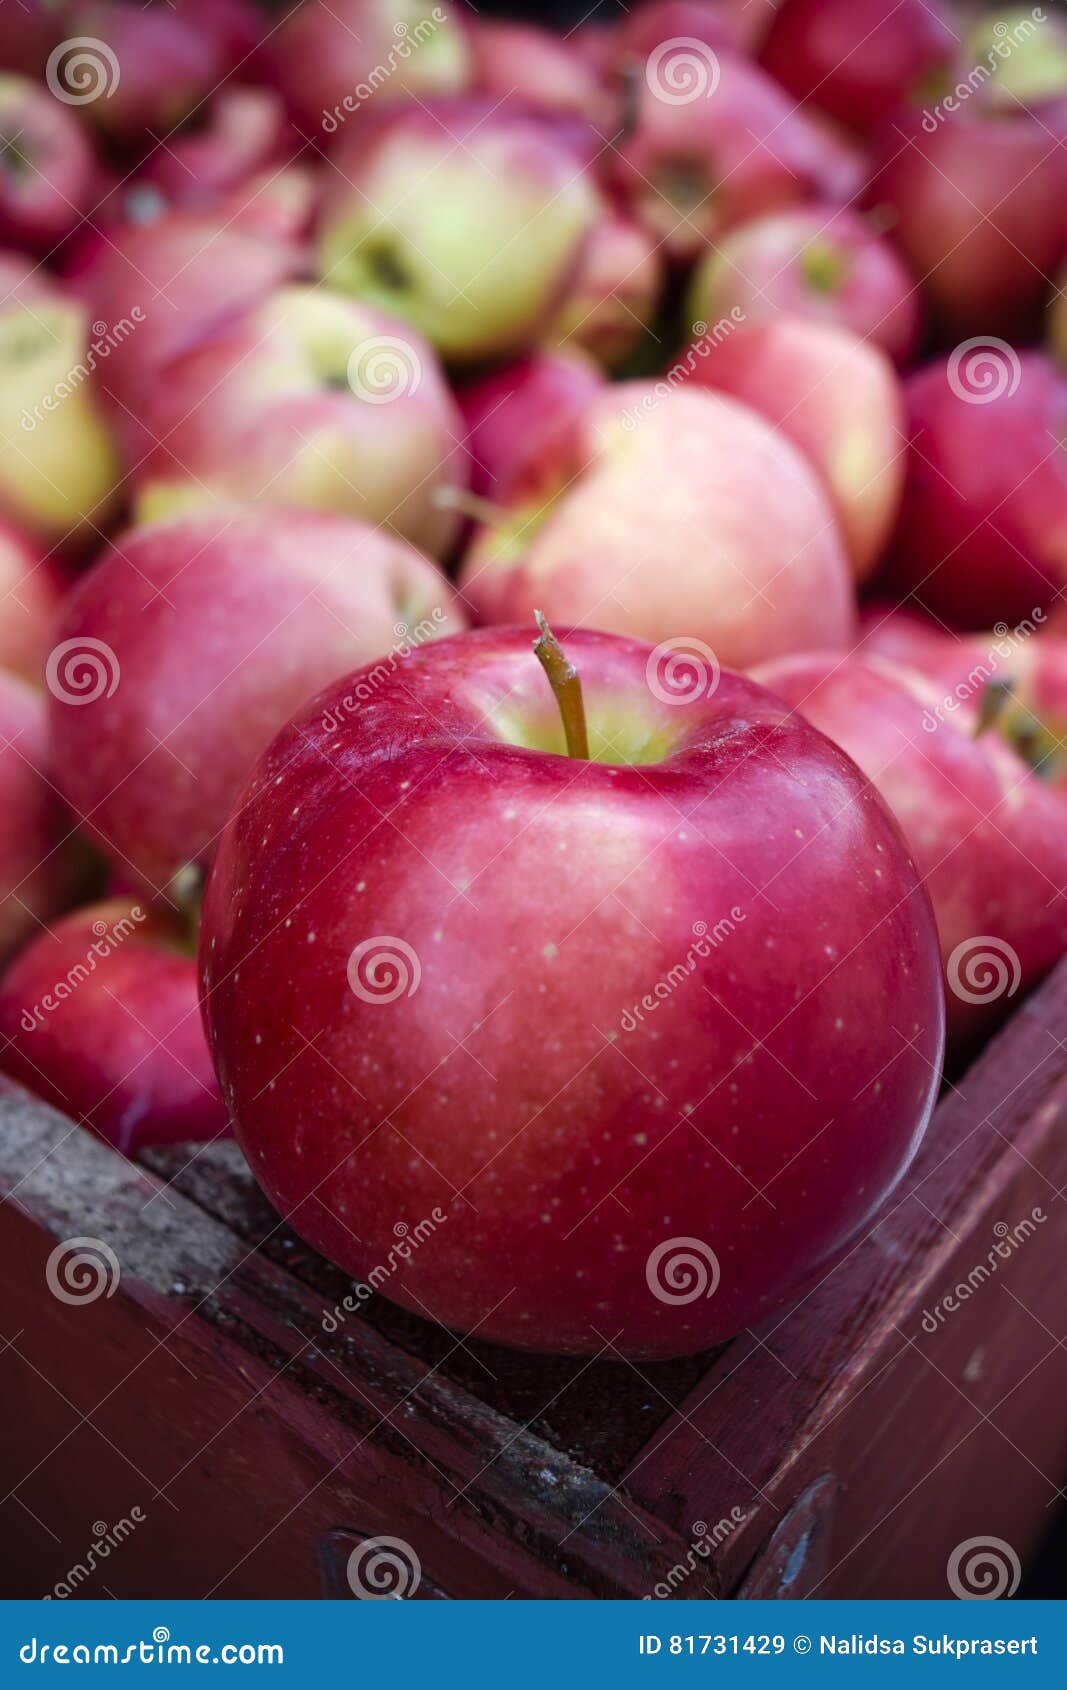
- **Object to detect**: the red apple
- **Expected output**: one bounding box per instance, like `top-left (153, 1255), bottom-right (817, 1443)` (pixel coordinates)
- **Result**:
top-left (0, 668), bottom-right (72, 964)
top-left (0, 74), bottom-right (98, 251)
top-left (756, 651), bottom-right (1067, 1051)
top-left (0, 518), bottom-right (68, 685)
top-left (49, 508), bottom-right (467, 892)
top-left (0, 247), bottom-right (58, 307)
top-left (460, 382), bottom-right (856, 670)
top-left (200, 625), bottom-right (944, 1359)
top-left (687, 318), bottom-right (905, 581)
top-left (686, 207), bottom-right (922, 366)
top-left (458, 349), bottom-right (604, 505)
top-left (0, 897), bottom-right (229, 1153)
top-left (130, 284), bottom-right (467, 560)
top-left (138, 87), bottom-right (295, 212)
top-left (885, 350), bottom-right (1067, 628)
top-left (761, 0), bottom-right (957, 133)
top-left (548, 203), bottom-right (664, 370)
top-left (470, 18), bottom-right (613, 128)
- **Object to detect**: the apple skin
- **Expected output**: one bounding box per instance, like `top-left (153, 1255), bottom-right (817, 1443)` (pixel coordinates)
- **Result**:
top-left (0, 75), bottom-right (98, 252)
top-left (0, 897), bottom-right (229, 1154)
top-left (548, 205), bottom-right (664, 371)
top-left (884, 351), bottom-right (1067, 629)
top-left (458, 349), bottom-right (604, 505)
top-left (199, 626), bottom-right (944, 1359)
top-left (866, 104), bottom-right (1067, 341)
top-left (687, 207), bottom-right (922, 367)
top-left (470, 19), bottom-right (613, 128)
top-left (0, 518), bottom-right (68, 685)
top-left (0, 668), bottom-right (73, 965)
top-left (49, 508), bottom-right (467, 894)
top-left (317, 100), bottom-right (598, 363)
top-left (138, 87), bottom-right (295, 212)
top-left (130, 285), bottom-right (467, 561)
top-left (755, 651), bottom-right (1067, 1051)
top-left (460, 383), bottom-right (856, 671)
top-left (608, 48), bottom-right (863, 263)
top-left (761, 0), bottom-right (957, 133)
top-left (686, 318), bottom-right (905, 582)
top-left (268, 0), bottom-right (471, 135)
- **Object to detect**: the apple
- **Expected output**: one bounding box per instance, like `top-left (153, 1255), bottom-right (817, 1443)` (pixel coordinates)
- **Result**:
top-left (0, 247), bottom-right (57, 307)
top-left (548, 203), bottom-right (663, 371)
top-left (49, 507), bottom-right (467, 892)
top-left (0, 897), bottom-right (229, 1153)
top-left (0, 295), bottom-right (121, 547)
top-left (761, 0), bottom-right (957, 133)
top-left (867, 103), bottom-right (1067, 340)
top-left (884, 350), bottom-right (1067, 628)
top-left (686, 318), bottom-right (905, 582)
top-left (608, 47), bottom-right (863, 262)
top-left (458, 349), bottom-right (604, 505)
top-left (69, 210), bottom-right (303, 418)
top-left (130, 284), bottom-right (467, 561)
top-left (138, 87), bottom-right (295, 212)
top-left (0, 517), bottom-right (68, 685)
top-left (460, 382), bottom-right (856, 671)
top-left (0, 668), bottom-right (73, 964)
top-left (0, 74), bottom-right (98, 252)
top-left (961, 7), bottom-right (1067, 112)
top-left (199, 624), bottom-right (944, 1359)
top-left (268, 0), bottom-right (471, 136)
top-left (614, 1), bottom-right (739, 62)
top-left (0, 1), bottom-right (60, 77)
top-left (686, 207), bottom-right (922, 367)
top-left (755, 651), bottom-right (1067, 1051)
top-left (470, 18), bottom-right (613, 128)
top-left (317, 100), bottom-right (598, 363)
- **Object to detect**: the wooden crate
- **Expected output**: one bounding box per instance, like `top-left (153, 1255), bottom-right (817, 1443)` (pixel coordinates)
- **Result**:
top-left (2, 957), bottom-right (1066, 1600)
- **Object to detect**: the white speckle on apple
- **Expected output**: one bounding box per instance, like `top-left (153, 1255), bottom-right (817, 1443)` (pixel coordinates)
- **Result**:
top-left (542, 942), bottom-right (558, 960)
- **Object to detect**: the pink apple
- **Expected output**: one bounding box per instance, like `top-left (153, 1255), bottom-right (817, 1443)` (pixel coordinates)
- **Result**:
top-left (761, 0), bottom-right (957, 133)
top-left (0, 518), bottom-right (68, 685)
top-left (614, 1), bottom-right (739, 62)
top-left (0, 668), bottom-right (72, 964)
top-left (460, 382), bottom-right (856, 670)
top-left (458, 349), bottom-right (604, 505)
top-left (317, 100), bottom-right (598, 363)
top-left (0, 897), bottom-right (229, 1153)
top-left (609, 47), bottom-right (863, 262)
top-left (548, 203), bottom-right (664, 370)
top-left (470, 18), bottom-right (613, 128)
top-left (885, 350), bottom-right (1067, 628)
top-left (687, 207), bottom-right (922, 366)
top-left (0, 247), bottom-right (58, 307)
top-left (138, 87), bottom-right (295, 212)
top-left (49, 507), bottom-right (467, 892)
top-left (0, 74), bottom-right (98, 251)
top-left (687, 318), bottom-right (905, 581)
top-left (756, 651), bottom-right (1067, 1051)
top-left (131, 284), bottom-right (467, 560)
top-left (200, 625), bottom-right (944, 1359)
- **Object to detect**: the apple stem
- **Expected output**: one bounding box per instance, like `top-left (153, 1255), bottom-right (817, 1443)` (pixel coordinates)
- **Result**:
top-left (433, 485), bottom-right (510, 529)
top-left (533, 611), bottom-right (590, 761)
top-left (974, 677), bottom-right (1015, 738)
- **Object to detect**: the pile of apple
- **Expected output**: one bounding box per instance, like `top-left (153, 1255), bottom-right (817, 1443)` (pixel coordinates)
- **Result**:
top-left (1, 0), bottom-right (1066, 1360)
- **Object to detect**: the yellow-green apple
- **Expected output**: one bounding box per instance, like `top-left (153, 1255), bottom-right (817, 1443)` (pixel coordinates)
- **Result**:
top-left (317, 100), bottom-right (598, 363)
top-left (0, 667), bottom-right (72, 963)
top-left (0, 896), bottom-right (229, 1152)
top-left (460, 383), bottom-right (855, 669)
top-left (756, 650), bottom-right (1067, 1052)
top-left (548, 203), bottom-right (663, 371)
top-left (687, 207), bottom-right (922, 367)
top-left (49, 508), bottom-right (467, 892)
top-left (457, 349), bottom-right (603, 504)
top-left (0, 74), bottom-right (98, 251)
top-left (200, 624), bottom-right (944, 1358)
top-left (131, 285), bottom-right (467, 560)
top-left (885, 350), bottom-right (1067, 628)
top-left (0, 296), bottom-right (120, 546)
top-left (608, 48), bottom-right (862, 262)
top-left (0, 517), bottom-right (68, 685)
top-left (687, 318), bottom-right (905, 582)
top-left (470, 18), bottom-right (613, 127)
top-left (761, 0), bottom-right (957, 133)
top-left (961, 7), bottom-right (1067, 111)
top-left (269, 0), bottom-right (471, 135)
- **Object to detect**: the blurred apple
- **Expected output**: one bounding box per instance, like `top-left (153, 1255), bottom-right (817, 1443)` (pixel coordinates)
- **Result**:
top-left (0, 668), bottom-right (71, 964)
top-left (961, 7), bottom-right (1067, 112)
top-left (549, 203), bottom-right (663, 370)
top-left (458, 349), bottom-right (603, 505)
top-left (49, 507), bottom-right (468, 891)
top-left (0, 517), bottom-right (68, 685)
top-left (0, 74), bottom-right (98, 251)
top-left (460, 383), bottom-right (855, 669)
top-left (132, 285), bottom-right (467, 559)
top-left (470, 18), bottom-right (613, 127)
top-left (318, 100), bottom-right (598, 362)
top-left (761, 0), bottom-right (957, 133)
top-left (687, 207), bottom-right (922, 366)
top-left (0, 246), bottom-right (56, 307)
top-left (687, 318), bottom-right (905, 581)
top-left (138, 87), bottom-right (295, 210)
